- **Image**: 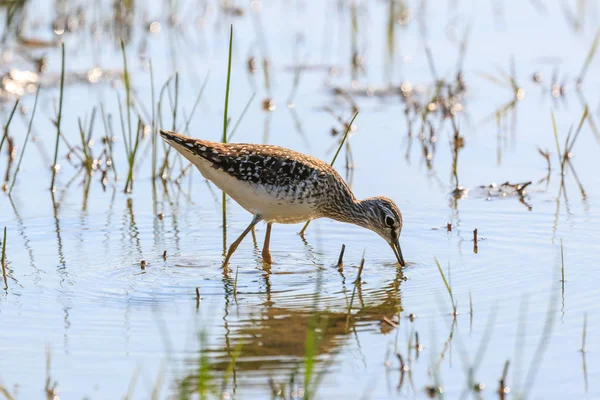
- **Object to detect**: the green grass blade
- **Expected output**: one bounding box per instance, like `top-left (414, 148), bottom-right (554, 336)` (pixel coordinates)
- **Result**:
top-left (221, 25), bottom-right (234, 258)
top-left (100, 103), bottom-right (118, 180)
top-left (330, 111), bottom-right (359, 166)
top-left (120, 38), bottom-right (132, 157)
top-left (183, 73), bottom-right (210, 135)
top-left (78, 117), bottom-right (91, 174)
top-left (578, 28), bottom-right (600, 83)
top-left (221, 343), bottom-right (242, 394)
top-left (304, 318), bottom-right (317, 398)
top-left (300, 111), bottom-right (358, 235)
top-left (567, 105), bottom-right (588, 152)
top-left (304, 268), bottom-right (324, 399)
top-left (435, 258), bottom-right (455, 312)
top-left (223, 25), bottom-right (233, 143)
top-left (227, 92), bottom-right (256, 142)
top-left (156, 76), bottom-right (173, 179)
top-left (477, 72), bottom-right (511, 88)
top-left (233, 266), bottom-right (239, 297)
top-left (521, 278), bottom-right (557, 398)
top-left (550, 111), bottom-right (562, 167)
top-left (9, 86), bottom-right (40, 195)
top-left (172, 72), bottom-right (179, 132)
top-left (560, 239), bottom-right (565, 282)
top-left (0, 99), bottom-right (19, 155)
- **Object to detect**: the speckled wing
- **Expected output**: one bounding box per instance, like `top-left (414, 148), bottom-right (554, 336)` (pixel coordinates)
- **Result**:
top-left (161, 129), bottom-right (328, 187)
top-left (160, 129), bottom-right (356, 222)
top-left (210, 144), bottom-right (325, 185)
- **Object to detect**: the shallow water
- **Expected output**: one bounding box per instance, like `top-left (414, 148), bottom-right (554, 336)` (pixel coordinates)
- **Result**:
top-left (0, 1), bottom-right (599, 399)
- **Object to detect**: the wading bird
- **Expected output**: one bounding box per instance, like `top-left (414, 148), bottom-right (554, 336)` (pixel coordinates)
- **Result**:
top-left (160, 130), bottom-right (405, 267)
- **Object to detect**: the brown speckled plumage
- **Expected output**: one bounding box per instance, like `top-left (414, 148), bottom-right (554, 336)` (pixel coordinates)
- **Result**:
top-left (160, 129), bottom-right (406, 267)
top-left (160, 130), bottom-right (354, 215)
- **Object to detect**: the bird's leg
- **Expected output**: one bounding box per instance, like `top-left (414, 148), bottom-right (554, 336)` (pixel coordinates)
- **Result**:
top-left (262, 222), bottom-right (273, 264)
top-left (223, 215), bottom-right (262, 268)
top-left (251, 226), bottom-right (258, 248)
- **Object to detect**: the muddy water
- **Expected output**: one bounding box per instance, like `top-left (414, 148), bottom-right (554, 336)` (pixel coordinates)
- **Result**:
top-left (0, 1), bottom-right (599, 399)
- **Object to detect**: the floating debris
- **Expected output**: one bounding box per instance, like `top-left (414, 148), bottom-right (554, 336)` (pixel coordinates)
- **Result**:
top-left (480, 181), bottom-right (531, 199)
top-left (498, 360), bottom-right (511, 399)
top-left (247, 56), bottom-right (257, 74)
top-left (195, 287), bottom-right (202, 308)
top-left (262, 98), bottom-right (276, 111)
top-left (452, 185), bottom-right (469, 199)
top-left (425, 385), bottom-right (443, 398)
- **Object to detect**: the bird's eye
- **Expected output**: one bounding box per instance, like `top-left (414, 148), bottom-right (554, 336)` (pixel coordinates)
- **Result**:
top-left (385, 216), bottom-right (395, 227)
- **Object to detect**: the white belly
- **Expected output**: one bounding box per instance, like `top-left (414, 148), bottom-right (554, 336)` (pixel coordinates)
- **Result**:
top-left (193, 157), bottom-right (317, 224)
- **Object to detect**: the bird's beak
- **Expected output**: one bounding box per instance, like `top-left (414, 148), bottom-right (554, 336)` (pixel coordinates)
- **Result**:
top-left (390, 240), bottom-right (405, 267)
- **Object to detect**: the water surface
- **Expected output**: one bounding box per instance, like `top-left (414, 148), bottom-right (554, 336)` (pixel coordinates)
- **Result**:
top-left (0, 1), bottom-right (599, 398)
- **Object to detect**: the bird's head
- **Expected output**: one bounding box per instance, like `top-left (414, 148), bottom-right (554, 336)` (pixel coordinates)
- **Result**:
top-left (357, 196), bottom-right (405, 266)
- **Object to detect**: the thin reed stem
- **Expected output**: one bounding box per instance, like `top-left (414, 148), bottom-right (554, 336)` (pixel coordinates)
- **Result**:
top-left (435, 258), bottom-right (456, 315)
top-left (100, 103), bottom-right (118, 180)
top-left (222, 25), bottom-right (234, 256)
top-left (228, 92), bottom-right (256, 142)
top-left (120, 38), bottom-right (138, 192)
top-left (550, 111), bottom-right (562, 170)
top-left (469, 291), bottom-right (473, 315)
top-left (300, 111), bottom-right (359, 235)
top-left (50, 42), bottom-right (65, 191)
top-left (223, 26), bottom-right (234, 143)
top-left (345, 255), bottom-right (365, 330)
top-left (0, 99), bottom-right (19, 155)
top-left (581, 312), bottom-right (587, 352)
top-left (78, 118), bottom-right (92, 174)
top-left (120, 38), bottom-right (132, 155)
top-left (150, 59), bottom-right (157, 180)
top-left (560, 239), bottom-right (565, 282)
top-left (157, 76), bottom-right (173, 180)
top-left (233, 266), bottom-right (239, 300)
top-left (1, 226), bottom-right (7, 289)
top-left (9, 86), bottom-right (40, 195)
top-left (578, 28), bottom-right (600, 84)
top-left (125, 118), bottom-right (142, 192)
top-left (172, 72), bottom-right (179, 132)
top-left (183, 73), bottom-right (210, 135)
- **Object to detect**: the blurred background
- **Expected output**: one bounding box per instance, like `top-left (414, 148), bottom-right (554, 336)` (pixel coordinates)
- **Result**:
top-left (0, 1), bottom-right (599, 399)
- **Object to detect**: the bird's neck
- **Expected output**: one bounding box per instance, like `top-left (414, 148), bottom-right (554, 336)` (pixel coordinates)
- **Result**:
top-left (323, 196), bottom-right (372, 229)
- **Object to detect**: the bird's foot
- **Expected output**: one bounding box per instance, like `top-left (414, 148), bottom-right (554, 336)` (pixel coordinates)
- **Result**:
top-left (262, 250), bottom-right (273, 265)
